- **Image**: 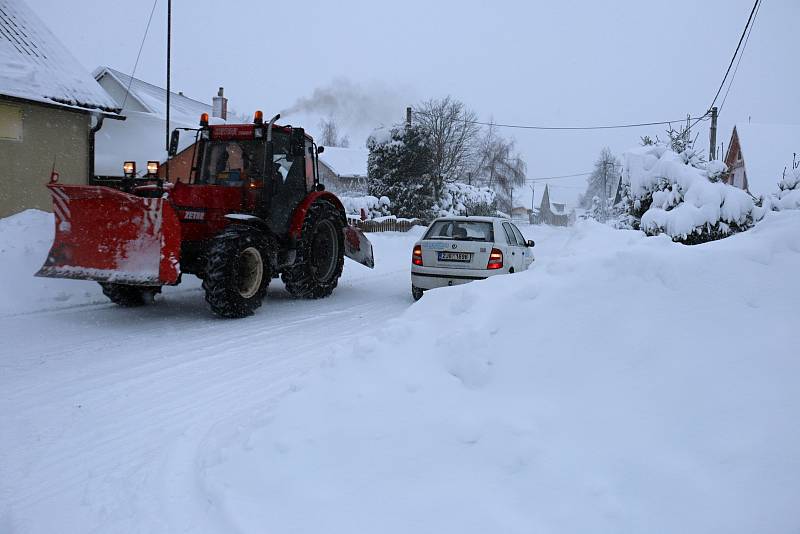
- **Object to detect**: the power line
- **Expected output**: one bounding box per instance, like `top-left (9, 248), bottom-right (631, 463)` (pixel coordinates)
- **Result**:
top-left (524, 172), bottom-right (592, 182)
top-left (121, 0), bottom-right (159, 111)
top-left (411, 110), bottom-right (704, 131)
top-left (720, 0), bottom-right (761, 114)
top-left (709, 0), bottom-right (761, 110)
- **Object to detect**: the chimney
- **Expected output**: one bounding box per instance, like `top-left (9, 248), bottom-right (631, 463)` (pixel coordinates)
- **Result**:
top-left (212, 87), bottom-right (228, 120)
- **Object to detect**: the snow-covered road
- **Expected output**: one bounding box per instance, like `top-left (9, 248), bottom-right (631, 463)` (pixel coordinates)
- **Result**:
top-left (0, 212), bottom-right (433, 533)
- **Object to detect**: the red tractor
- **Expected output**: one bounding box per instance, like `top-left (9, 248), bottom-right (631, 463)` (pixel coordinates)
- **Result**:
top-left (36, 112), bottom-right (374, 318)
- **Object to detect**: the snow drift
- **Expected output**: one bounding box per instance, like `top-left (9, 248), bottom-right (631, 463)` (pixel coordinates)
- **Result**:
top-left (202, 213), bottom-right (800, 534)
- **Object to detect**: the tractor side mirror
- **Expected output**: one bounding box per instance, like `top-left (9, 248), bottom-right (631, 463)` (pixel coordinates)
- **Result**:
top-left (168, 130), bottom-right (180, 157)
top-left (317, 145), bottom-right (325, 154)
top-left (526, 239), bottom-right (535, 248)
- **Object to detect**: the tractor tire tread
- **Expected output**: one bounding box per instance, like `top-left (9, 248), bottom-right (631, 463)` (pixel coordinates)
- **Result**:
top-left (281, 200), bottom-right (345, 299)
top-left (203, 225), bottom-right (270, 318)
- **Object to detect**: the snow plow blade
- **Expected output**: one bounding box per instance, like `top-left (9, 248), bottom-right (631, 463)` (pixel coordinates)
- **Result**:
top-left (343, 225), bottom-right (374, 268)
top-left (36, 184), bottom-right (181, 285)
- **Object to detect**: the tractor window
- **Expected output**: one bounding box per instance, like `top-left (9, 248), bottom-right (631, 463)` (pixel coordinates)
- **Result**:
top-left (196, 140), bottom-right (266, 186)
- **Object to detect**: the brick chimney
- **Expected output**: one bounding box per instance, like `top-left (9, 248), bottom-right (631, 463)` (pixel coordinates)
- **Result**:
top-left (212, 87), bottom-right (227, 120)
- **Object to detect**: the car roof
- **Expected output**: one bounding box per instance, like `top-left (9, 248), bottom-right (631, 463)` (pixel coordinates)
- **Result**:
top-left (430, 216), bottom-right (510, 224)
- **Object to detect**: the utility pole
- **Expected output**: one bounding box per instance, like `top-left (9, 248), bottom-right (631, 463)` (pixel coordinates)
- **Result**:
top-left (406, 106), bottom-right (412, 127)
top-left (709, 106), bottom-right (718, 160)
top-left (164, 0), bottom-right (172, 185)
top-left (529, 183), bottom-right (535, 211)
top-left (601, 161), bottom-right (609, 222)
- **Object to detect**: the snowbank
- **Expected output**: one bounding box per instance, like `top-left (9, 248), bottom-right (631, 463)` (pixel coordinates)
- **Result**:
top-left (624, 144), bottom-right (755, 241)
top-left (203, 214), bottom-right (800, 533)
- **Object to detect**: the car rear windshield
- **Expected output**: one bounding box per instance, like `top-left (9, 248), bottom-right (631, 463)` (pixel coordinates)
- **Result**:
top-left (424, 220), bottom-right (494, 242)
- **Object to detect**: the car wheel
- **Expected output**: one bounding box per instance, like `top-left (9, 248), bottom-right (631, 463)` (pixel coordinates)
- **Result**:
top-left (412, 285), bottom-right (424, 301)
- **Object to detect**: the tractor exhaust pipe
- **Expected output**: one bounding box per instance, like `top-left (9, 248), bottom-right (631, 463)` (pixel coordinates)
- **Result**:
top-left (266, 113), bottom-right (281, 142)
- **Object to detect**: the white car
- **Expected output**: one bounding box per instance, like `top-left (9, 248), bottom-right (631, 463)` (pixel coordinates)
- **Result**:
top-left (410, 216), bottom-right (534, 300)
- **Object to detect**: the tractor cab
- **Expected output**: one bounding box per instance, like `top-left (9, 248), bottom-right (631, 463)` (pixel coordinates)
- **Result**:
top-left (175, 112), bottom-right (320, 235)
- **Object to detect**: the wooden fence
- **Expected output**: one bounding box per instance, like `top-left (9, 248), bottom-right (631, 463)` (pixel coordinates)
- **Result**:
top-left (348, 217), bottom-right (424, 233)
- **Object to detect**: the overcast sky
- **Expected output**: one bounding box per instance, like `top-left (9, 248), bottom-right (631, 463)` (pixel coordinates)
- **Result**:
top-left (28, 0), bottom-right (799, 205)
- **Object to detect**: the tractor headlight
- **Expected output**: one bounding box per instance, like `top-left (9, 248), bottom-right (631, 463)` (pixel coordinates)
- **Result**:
top-left (123, 161), bottom-right (136, 177)
top-left (147, 161), bottom-right (159, 176)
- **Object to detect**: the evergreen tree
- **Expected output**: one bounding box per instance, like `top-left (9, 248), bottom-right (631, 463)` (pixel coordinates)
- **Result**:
top-left (367, 124), bottom-right (437, 219)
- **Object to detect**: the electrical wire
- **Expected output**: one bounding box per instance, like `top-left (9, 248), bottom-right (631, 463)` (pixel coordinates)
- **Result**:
top-left (121, 0), bottom-right (159, 111)
top-left (411, 110), bottom-right (706, 131)
top-left (719, 0), bottom-right (761, 114)
top-left (524, 172), bottom-right (593, 182)
top-left (709, 0), bottom-right (761, 110)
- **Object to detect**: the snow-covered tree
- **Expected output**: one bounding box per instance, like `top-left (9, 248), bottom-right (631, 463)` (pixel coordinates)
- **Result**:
top-left (471, 124), bottom-right (526, 213)
top-left (581, 147), bottom-right (621, 211)
top-left (366, 124), bottom-right (437, 219)
top-left (433, 182), bottom-right (497, 217)
top-left (317, 116), bottom-right (350, 148)
top-left (622, 142), bottom-right (755, 244)
top-left (763, 156), bottom-right (800, 211)
top-left (413, 96), bottom-right (480, 190)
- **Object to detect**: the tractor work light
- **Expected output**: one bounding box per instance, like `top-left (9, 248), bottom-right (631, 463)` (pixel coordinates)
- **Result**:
top-left (123, 161), bottom-right (136, 177)
top-left (254, 110), bottom-right (264, 124)
top-left (147, 161), bottom-right (159, 176)
top-left (200, 112), bottom-right (209, 127)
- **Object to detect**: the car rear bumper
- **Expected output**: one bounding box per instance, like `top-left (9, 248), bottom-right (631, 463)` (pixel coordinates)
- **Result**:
top-left (411, 266), bottom-right (506, 290)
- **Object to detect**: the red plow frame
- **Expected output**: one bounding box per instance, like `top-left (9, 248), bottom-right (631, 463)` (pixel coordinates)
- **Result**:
top-left (36, 184), bottom-right (182, 286)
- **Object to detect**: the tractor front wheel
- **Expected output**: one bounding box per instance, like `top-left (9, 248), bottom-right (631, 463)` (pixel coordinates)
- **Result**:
top-left (99, 283), bottom-right (160, 307)
top-left (203, 225), bottom-right (270, 318)
top-left (282, 200), bottom-right (345, 299)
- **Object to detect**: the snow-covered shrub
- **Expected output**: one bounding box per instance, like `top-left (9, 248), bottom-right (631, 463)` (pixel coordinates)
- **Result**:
top-left (433, 182), bottom-right (497, 217)
top-left (340, 196), bottom-right (392, 220)
top-left (367, 124), bottom-right (437, 220)
top-left (773, 163), bottom-right (800, 210)
top-left (623, 143), bottom-right (755, 244)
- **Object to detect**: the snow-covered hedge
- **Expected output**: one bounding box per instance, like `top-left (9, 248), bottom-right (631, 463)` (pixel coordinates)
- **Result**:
top-left (340, 195), bottom-right (392, 220)
top-left (760, 165), bottom-right (800, 212)
top-left (433, 182), bottom-right (497, 217)
top-left (623, 144), bottom-right (755, 244)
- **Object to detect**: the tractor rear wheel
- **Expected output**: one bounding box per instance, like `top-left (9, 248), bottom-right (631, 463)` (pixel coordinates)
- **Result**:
top-left (99, 283), bottom-right (160, 307)
top-left (203, 225), bottom-right (270, 318)
top-left (282, 200), bottom-right (344, 299)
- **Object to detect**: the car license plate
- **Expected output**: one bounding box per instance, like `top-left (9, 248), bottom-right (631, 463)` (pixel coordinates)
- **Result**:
top-left (438, 251), bottom-right (472, 262)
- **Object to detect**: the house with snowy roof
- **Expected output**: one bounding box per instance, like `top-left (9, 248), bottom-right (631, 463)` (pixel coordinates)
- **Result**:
top-left (0, 0), bottom-right (121, 217)
top-left (530, 184), bottom-right (575, 226)
top-left (92, 66), bottom-right (214, 181)
top-left (723, 123), bottom-right (800, 198)
top-left (317, 146), bottom-right (369, 195)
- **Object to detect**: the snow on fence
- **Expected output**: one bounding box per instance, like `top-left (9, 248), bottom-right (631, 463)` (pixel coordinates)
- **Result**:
top-left (347, 216), bottom-right (423, 233)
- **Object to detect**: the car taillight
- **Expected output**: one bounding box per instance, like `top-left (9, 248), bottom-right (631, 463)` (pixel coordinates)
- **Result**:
top-left (487, 248), bottom-right (503, 269)
top-left (412, 245), bottom-right (423, 266)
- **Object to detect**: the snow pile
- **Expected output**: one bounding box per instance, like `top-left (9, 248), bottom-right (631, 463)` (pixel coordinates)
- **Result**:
top-left (0, 210), bottom-right (107, 315)
top-left (202, 214), bottom-right (800, 533)
top-left (434, 182), bottom-right (497, 216)
top-left (624, 143), bottom-right (755, 243)
top-left (340, 195), bottom-right (392, 219)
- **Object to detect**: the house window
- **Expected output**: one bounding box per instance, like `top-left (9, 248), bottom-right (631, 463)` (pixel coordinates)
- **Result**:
top-left (0, 104), bottom-right (23, 141)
